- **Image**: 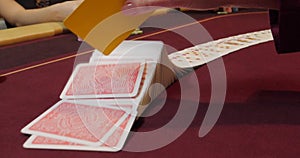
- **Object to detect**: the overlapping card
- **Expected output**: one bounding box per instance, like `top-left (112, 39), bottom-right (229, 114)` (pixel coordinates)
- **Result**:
top-left (169, 29), bottom-right (273, 68)
top-left (22, 100), bottom-right (137, 151)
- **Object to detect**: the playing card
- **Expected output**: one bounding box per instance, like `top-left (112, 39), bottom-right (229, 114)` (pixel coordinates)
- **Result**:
top-left (169, 44), bottom-right (222, 68)
top-left (64, 0), bottom-right (153, 55)
top-left (214, 40), bottom-right (245, 55)
top-left (251, 30), bottom-right (273, 41)
top-left (234, 37), bottom-right (254, 45)
top-left (102, 113), bottom-right (136, 150)
top-left (169, 48), bottom-right (206, 68)
top-left (23, 112), bottom-right (137, 151)
top-left (169, 29), bottom-right (274, 68)
top-left (21, 100), bottom-right (131, 146)
top-left (60, 62), bottom-right (145, 99)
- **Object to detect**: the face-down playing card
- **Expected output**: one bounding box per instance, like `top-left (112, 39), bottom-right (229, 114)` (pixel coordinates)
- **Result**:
top-left (21, 100), bottom-right (134, 146)
top-left (23, 110), bottom-right (136, 151)
top-left (169, 44), bottom-right (222, 68)
top-left (60, 61), bottom-right (145, 99)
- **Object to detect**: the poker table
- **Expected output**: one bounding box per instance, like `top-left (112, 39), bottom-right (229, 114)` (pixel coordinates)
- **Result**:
top-left (1, 10), bottom-right (300, 157)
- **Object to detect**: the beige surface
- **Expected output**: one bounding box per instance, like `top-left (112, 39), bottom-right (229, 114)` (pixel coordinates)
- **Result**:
top-left (0, 22), bottom-right (67, 46)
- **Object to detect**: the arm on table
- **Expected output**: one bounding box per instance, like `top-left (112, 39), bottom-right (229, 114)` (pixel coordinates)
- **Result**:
top-left (0, 0), bottom-right (82, 27)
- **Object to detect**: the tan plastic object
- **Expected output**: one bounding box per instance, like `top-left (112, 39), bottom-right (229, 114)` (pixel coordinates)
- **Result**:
top-left (0, 22), bottom-right (67, 46)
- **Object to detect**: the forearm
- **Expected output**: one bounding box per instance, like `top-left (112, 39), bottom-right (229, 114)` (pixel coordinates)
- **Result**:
top-left (124, 0), bottom-right (280, 10)
top-left (8, 6), bottom-right (63, 26)
top-left (0, 0), bottom-right (81, 27)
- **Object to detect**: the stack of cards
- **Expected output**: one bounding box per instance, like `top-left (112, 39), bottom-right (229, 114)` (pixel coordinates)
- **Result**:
top-left (21, 100), bottom-right (136, 151)
top-left (21, 41), bottom-right (175, 152)
top-left (21, 60), bottom-right (146, 151)
top-left (88, 41), bottom-right (185, 115)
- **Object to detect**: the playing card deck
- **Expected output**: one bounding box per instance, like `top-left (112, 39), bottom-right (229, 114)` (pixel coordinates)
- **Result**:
top-left (21, 30), bottom-right (273, 151)
top-left (21, 41), bottom-right (171, 152)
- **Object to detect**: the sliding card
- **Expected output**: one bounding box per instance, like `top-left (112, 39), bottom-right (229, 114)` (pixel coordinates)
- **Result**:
top-left (21, 100), bottom-right (130, 146)
top-left (60, 62), bottom-right (145, 99)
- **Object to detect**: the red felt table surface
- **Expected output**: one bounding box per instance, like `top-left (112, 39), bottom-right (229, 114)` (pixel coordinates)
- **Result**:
top-left (1, 11), bottom-right (300, 158)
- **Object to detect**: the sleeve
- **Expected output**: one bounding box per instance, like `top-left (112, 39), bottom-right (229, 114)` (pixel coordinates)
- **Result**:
top-left (269, 0), bottom-right (300, 53)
